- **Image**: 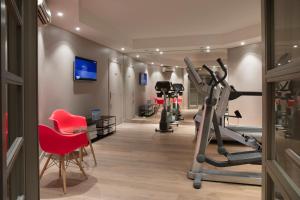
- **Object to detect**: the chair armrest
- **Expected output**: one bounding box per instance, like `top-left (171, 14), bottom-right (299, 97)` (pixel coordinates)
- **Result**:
top-left (63, 133), bottom-right (89, 152)
top-left (39, 125), bottom-right (89, 155)
top-left (69, 115), bottom-right (87, 128)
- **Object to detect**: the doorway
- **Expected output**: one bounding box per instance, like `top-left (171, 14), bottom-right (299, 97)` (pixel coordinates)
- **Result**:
top-left (108, 59), bottom-right (124, 124)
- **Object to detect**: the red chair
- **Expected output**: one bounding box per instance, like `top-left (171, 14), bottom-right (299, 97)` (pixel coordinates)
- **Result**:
top-left (38, 125), bottom-right (88, 193)
top-left (49, 109), bottom-right (97, 165)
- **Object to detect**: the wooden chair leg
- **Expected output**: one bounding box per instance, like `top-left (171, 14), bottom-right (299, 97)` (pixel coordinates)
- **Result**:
top-left (80, 148), bottom-right (83, 162)
top-left (40, 154), bottom-right (52, 180)
top-left (86, 134), bottom-right (97, 165)
top-left (74, 157), bottom-right (87, 179)
top-left (61, 156), bottom-right (67, 194)
top-left (59, 161), bottom-right (61, 178)
top-left (39, 151), bottom-right (46, 162)
top-left (83, 147), bottom-right (87, 154)
top-left (89, 143), bottom-right (97, 165)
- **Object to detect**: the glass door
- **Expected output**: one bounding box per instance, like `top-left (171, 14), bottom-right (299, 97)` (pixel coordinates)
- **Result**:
top-left (262, 0), bottom-right (300, 199)
top-left (0, 0), bottom-right (38, 199)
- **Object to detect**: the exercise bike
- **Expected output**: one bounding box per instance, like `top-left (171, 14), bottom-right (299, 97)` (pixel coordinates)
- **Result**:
top-left (155, 81), bottom-right (174, 133)
top-left (172, 83), bottom-right (184, 121)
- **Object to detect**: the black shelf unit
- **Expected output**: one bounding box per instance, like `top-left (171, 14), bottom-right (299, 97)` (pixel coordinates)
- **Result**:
top-left (87, 115), bottom-right (116, 143)
top-left (138, 104), bottom-right (156, 117)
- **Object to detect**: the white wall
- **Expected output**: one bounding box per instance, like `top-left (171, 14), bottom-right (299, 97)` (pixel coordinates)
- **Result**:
top-left (123, 60), bottom-right (185, 118)
top-left (228, 43), bottom-right (262, 127)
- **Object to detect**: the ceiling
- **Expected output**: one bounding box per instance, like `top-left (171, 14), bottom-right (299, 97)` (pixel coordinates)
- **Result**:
top-left (47, 0), bottom-right (261, 67)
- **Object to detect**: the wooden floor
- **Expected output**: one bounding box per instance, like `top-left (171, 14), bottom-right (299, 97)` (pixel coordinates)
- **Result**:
top-left (40, 122), bottom-right (261, 200)
top-left (128, 109), bottom-right (196, 125)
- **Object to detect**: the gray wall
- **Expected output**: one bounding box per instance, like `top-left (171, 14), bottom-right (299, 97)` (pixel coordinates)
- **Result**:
top-left (38, 25), bottom-right (185, 125)
top-left (39, 25), bottom-right (113, 125)
top-left (228, 43), bottom-right (262, 127)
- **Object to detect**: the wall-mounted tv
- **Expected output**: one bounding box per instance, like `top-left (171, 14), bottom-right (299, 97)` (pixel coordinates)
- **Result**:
top-left (139, 72), bottom-right (147, 86)
top-left (74, 56), bottom-right (97, 81)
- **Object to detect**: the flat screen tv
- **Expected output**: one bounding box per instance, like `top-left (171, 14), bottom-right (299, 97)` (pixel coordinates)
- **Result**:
top-left (74, 56), bottom-right (97, 81)
top-left (139, 72), bottom-right (147, 86)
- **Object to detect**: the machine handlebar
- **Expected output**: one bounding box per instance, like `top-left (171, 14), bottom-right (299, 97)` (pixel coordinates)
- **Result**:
top-left (202, 58), bottom-right (228, 101)
top-left (216, 58), bottom-right (227, 84)
top-left (202, 64), bottom-right (217, 86)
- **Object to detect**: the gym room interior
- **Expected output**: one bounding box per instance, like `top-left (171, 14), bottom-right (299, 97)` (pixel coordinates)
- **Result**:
top-left (1, 0), bottom-right (300, 200)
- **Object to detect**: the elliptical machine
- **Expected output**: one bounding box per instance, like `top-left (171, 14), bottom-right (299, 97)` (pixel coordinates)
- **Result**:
top-left (155, 81), bottom-right (174, 133)
top-left (185, 58), bottom-right (262, 189)
top-left (172, 83), bottom-right (184, 121)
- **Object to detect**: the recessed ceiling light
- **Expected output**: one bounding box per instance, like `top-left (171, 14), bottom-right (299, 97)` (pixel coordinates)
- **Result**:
top-left (57, 12), bottom-right (64, 17)
top-left (206, 49), bottom-right (211, 53)
top-left (156, 48), bottom-right (160, 52)
top-left (241, 41), bottom-right (245, 46)
top-left (293, 44), bottom-right (298, 48)
top-left (75, 27), bottom-right (80, 31)
top-left (38, 0), bottom-right (43, 5)
top-left (288, 60), bottom-right (291, 63)
top-left (159, 51), bottom-right (164, 55)
top-left (121, 47), bottom-right (125, 51)
top-left (175, 66), bottom-right (179, 68)
top-left (160, 64), bottom-right (164, 66)
top-left (151, 62), bottom-right (154, 65)
top-left (136, 54), bottom-right (140, 58)
top-left (278, 63), bottom-right (281, 66)
top-left (206, 46), bottom-right (210, 49)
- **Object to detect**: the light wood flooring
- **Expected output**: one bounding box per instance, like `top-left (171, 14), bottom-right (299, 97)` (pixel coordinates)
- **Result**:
top-left (40, 122), bottom-right (261, 200)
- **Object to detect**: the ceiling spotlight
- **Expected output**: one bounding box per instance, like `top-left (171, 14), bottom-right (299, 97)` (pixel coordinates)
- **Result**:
top-left (151, 62), bottom-right (154, 65)
top-left (175, 66), bottom-right (179, 68)
top-left (206, 46), bottom-right (210, 49)
top-left (57, 12), bottom-right (64, 17)
top-left (75, 27), bottom-right (80, 31)
top-left (159, 51), bottom-right (164, 55)
top-left (121, 47), bottom-right (125, 51)
top-left (241, 41), bottom-right (245, 46)
top-left (293, 44), bottom-right (298, 48)
top-left (160, 64), bottom-right (164, 66)
top-left (136, 54), bottom-right (140, 58)
top-left (156, 48), bottom-right (160, 52)
top-left (206, 49), bottom-right (211, 53)
top-left (38, 0), bottom-right (43, 5)
top-left (288, 60), bottom-right (291, 63)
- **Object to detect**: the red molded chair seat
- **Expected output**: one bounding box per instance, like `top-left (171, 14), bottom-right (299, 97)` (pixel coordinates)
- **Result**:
top-left (49, 109), bottom-right (97, 165)
top-left (38, 125), bottom-right (88, 193)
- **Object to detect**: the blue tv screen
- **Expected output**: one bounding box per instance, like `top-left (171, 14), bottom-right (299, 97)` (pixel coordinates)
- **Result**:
top-left (74, 56), bottom-right (97, 81)
top-left (139, 73), bottom-right (147, 85)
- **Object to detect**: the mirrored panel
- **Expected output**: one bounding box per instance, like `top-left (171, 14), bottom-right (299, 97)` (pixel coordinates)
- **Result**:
top-left (274, 185), bottom-right (285, 200)
top-left (7, 4), bottom-right (22, 76)
top-left (273, 0), bottom-right (300, 68)
top-left (274, 80), bottom-right (300, 188)
top-left (6, 84), bottom-right (23, 153)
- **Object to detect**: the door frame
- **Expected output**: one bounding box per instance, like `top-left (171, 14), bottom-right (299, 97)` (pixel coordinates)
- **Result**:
top-left (262, 0), bottom-right (300, 199)
top-left (108, 57), bottom-right (124, 124)
top-left (23, 1), bottom-right (39, 199)
top-left (0, 0), bottom-right (39, 199)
